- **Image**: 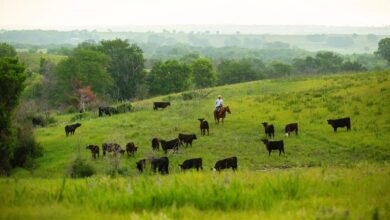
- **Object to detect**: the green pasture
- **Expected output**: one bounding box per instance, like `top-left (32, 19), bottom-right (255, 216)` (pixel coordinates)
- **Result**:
top-left (2, 70), bottom-right (389, 219)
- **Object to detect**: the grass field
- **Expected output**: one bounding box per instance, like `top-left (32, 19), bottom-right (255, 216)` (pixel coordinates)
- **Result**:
top-left (1, 70), bottom-right (390, 219)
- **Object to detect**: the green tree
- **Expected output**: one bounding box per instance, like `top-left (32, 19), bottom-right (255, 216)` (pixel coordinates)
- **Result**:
top-left (98, 39), bottom-right (145, 99)
top-left (55, 48), bottom-right (112, 107)
top-left (217, 59), bottom-right (263, 85)
top-left (315, 52), bottom-right (343, 73)
top-left (375, 38), bottom-right (390, 63)
top-left (191, 57), bottom-right (216, 88)
top-left (267, 62), bottom-right (293, 77)
top-left (0, 43), bottom-right (17, 58)
top-left (0, 57), bottom-right (26, 175)
top-left (147, 60), bottom-right (191, 96)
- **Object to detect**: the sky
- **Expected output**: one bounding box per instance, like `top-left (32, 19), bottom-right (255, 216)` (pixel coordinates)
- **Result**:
top-left (0, 0), bottom-right (389, 29)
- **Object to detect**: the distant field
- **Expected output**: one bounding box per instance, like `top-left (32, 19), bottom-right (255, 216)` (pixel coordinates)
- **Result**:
top-left (2, 71), bottom-right (390, 219)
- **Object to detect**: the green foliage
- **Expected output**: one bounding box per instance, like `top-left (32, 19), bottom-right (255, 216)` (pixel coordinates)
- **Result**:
top-left (116, 102), bottom-right (133, 113)
top-left (0, 56), bottom-right (26, 175)
top-left (0, 42), bottom-right (17, 58)
top-left (191, 57), bottom-right (216, 88)
top-left (375, 37), bottom-right (390, 63)
top-left (217, 59), bottom-right (264, 85)
top-left (147, 60), bottom-right (191, 95)
top-left (55, 47), bottom-right (112, 107)
top-left (67, 156), bottom-right (95, 178)
top-left (267, 62), bottom-right (293, 77)
top-left (98, 39), bottom-right (145, 99)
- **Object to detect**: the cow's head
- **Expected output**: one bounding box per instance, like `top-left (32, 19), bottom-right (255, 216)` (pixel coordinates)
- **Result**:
top-left (192, 134), bottom-right (197, 140)
top-left (327, 120), bottom-right (333, 125)
top-left (75, 123), bottom-right (82, 128)
top-left (261, 138), bottom-right (268, 144)
top-left (179, 164), bottom-right (183, 171)
top-left (261, 122), bottom-right (268, 127)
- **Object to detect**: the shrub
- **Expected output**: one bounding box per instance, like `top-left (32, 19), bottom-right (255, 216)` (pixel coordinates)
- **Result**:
top-left (67, 156), bottom-right (95, 178)
top-left (116, 103), bottom-right (132, 113)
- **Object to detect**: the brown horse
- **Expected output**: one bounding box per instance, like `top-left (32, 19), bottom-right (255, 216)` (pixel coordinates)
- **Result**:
top-left (214, 106), bottom-right (231, 124)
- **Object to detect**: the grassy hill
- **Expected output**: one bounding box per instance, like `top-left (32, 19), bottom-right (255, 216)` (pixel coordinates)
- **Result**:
top-left (1, 71), bottom-right (389, 219)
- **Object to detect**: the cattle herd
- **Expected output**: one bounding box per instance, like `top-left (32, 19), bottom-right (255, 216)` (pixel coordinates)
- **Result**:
top-left (63, 101), bottom-right (352, 174)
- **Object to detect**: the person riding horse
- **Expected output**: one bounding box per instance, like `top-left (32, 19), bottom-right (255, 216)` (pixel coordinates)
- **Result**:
top-left (214, 95), bottom-right (223, 117)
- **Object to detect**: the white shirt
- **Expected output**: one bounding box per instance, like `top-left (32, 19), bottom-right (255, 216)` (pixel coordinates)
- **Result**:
top-left (215, 99), bottom-right (223, 108)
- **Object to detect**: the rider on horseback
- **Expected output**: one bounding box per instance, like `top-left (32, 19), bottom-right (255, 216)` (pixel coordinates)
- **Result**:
top-left (214, 95), bottom-right (223, 116)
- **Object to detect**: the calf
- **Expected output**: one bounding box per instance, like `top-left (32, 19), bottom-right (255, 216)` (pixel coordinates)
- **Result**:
top-left (212, 156), bottom-right (238, 171)
top-left (285, 123), bottom-right (298, 136)
top-left (102, 143), bottom-right (121, 156)
top-left (261, 122), bottom-right (274, 138)
top-left (65, 123), bottom-right (81, 136)
top-left (160, 138), bottom-right (179, 154)
top-left (126, 142), bottom-right (138, 156)
top-left (198, 118), bottom-right (209, 136)
top-left (178, 133), bottom-right (197, 147)
top-left (153, 102), bottom-right (171, 110)
top-left (136, 159), bottom-right (147, 172)
top-left (151, 156), bottom-right (169, 174)
top-left (179, 158), bottom-right (203, 171)
top-left (152, 138), bottom-right (160, 151)
top-left (85, 145), bottom-right (99, 159)
top-left (327, 117), bottom-right (351, 132)
top-left (261, 139), bottom-right (285, 156)
top-left (98, 106), bottom-right (118, 117)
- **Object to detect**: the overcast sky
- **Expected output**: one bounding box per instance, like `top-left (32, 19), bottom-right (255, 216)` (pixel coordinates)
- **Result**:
top-left (1, 0), bottom-right (389, 29)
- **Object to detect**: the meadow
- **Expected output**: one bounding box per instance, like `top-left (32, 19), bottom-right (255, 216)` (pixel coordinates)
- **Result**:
top-left (1, 70), bottom-right (389, 219)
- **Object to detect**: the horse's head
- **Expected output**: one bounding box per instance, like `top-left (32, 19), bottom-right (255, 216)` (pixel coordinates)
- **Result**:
top-left (225, 106), bottom-right (231, 114)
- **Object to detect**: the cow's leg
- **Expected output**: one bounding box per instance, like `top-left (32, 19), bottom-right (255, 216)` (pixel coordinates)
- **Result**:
top-left (334, 127), bottom-right (337, 132)
top-left (268, 150), bottom-right (271, 156)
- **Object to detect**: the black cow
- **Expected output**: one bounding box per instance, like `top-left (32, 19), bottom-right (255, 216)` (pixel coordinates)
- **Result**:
top-left (178, 133), bottom-right (197, 147)
top-left (151, 156), bottom-right (169, 174)
top-left (102, 143), bottom-right (121, 156)
top-left (160, 138), bottom-right (179, 154)
top-left (262, 122), bottom-right (275, 138)
top-left (261, 139), bottom-right (285, 156)
top-left (126, 142), bottom-right (138, 156)
top-left (179, 158), bottom-right (203, 171)
top-left (136, 159), bottom-right (146, 172)
top-left (65, 123), bottom-right (81, 136)
top-left (152, 138), bottom-right (160, 151)
top-left (32, 116), bottom-right (44, 127)
top-left (85, 145), bottom-right (99, 159)
top-left (212, 156), bottom-right (238, 171)
top-left (285, 123), bottom-right (298, 136)
top-left (327, 117), bottom-right (351, 132)
top-left (153, 102), bottom-right (171, 110)
top-left (98, 107), bottom-right (118, 117)
top-left (198, 118), bottom-right (209, 136)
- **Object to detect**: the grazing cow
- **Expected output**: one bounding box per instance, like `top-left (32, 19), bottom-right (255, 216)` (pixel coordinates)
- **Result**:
top-left (213, 156), bottom-right (238, 171)
top-left (151, 156), bottom-right (169, 174)
top-left (261, 122), bottom-right (275, 138)
top-left (98, 106), bottom-right (118, 117)
top-left (153, 102), bottom-right (171, 110)
top-left (179, 158), bottom-right (203, 171)
top-left (198, 118), bottom-right (209, 136)
top-left (32, 116), bottom-right (44, 127)
top-left (160, 138), bottom-right (179, 154)
top-left (327, 117), bottom-right (351, 132)
top-left (152, 138), bottom-right (160, 151)
top-left (102, 143), bottom-right (121, 156)
top-left (261, 139), bottom-right (285, 156)
top-left (178, 133), bottom-right (197, 147)
top-left (126, 142), bottom-right (138, 156)
top-left (285, 123), bottom-right (298, 136)
top-left (136, 159), bottom-right (146, 172)
top-left (65, 123), bottom-right (81, 136)
top-left (85, 145), bottom-right (99, 159)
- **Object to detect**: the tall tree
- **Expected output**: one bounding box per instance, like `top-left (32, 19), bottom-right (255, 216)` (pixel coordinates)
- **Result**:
top-left (147, 60), bottom-right (191, 96)
top-left (0, 43), bottom-right (17, 58)
top-left (217, 59), bottom-right (263, 85)
top-left (375, 38), bottom-right (390, 63)
top-left (191, 57), bottom-right (216, 88)
top-left (98, 39), bottom-right (145, 100)
top-left (55, 48), bottom-right (112, 107)
top-left (0, 57), bottom-right (26, 175)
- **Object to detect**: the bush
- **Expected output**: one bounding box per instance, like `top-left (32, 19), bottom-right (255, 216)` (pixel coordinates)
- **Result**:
top-left (116, 103), bottom-right (132, 113)
top-left (67, 156), bottom-right (95, 178)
